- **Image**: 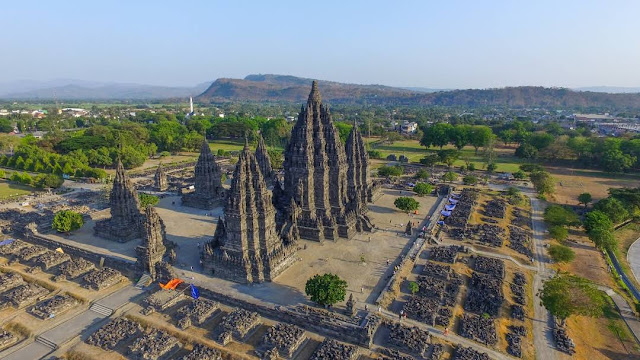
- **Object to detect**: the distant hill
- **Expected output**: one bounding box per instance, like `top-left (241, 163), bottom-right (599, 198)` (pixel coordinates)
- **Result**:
top-left (0, 80), bottom-right (210, 100)
top-left (197, 75), bottom-right (640, 109)
top-left (573, 86), bottom-right (640, 94)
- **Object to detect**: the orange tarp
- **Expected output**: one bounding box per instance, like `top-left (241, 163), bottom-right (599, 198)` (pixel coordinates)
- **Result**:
top-left (159, 278), bottom-right (183, 290)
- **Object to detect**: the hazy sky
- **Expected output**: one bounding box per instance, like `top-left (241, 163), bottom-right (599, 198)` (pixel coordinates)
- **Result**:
top-left (2, 0), bottom-right (639, 88)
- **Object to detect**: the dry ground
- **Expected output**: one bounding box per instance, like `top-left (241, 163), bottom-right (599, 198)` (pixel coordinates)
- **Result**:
top-left (546, 166), bottom-right (640, 206)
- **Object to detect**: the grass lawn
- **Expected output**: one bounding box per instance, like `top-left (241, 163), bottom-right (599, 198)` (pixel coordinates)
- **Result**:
top-left (208, 139), bottom-right (246, 153)
top-left (0, 181), bottom-right (34, 200)
top-left (366, 137), bottom-right (525, 172)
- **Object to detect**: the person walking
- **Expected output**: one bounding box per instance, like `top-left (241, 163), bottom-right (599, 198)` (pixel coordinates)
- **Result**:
top-left (399, 310), bottom-right (403, 320)
top-left (361, 286), bottom-right (364, 293)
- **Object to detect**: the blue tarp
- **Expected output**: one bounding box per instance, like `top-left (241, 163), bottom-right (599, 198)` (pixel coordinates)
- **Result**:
top-left (0, 239), bottom-right (15, 246)
top-left (449, 198), bottom-right (459, 204)
top-left (441, 210), bottom-right (452, 216)
top-left (437, 221), bottom-right (445, 225)
top-left (451, 194), bottom-right (461, 199)
top-left (445, 204), bottom-right (456, 211)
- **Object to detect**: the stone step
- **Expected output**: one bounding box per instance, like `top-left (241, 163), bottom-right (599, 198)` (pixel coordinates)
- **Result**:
top-left (35, 335), bottom-right (57, 350)
top-left (89, 303), bottom-right (113, 317)
top-left (135, 274), bottom-right (152, 289)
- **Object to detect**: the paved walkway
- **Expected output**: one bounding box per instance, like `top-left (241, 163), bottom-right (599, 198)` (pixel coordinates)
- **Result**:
top-left (626, 236), bottom-right (640, 284)
top-left (1, 285), bottom-right (144, 360)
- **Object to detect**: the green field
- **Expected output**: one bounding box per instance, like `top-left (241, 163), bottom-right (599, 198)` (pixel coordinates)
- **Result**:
top-left (0, 181), bottom-right (34, 200)
top-left (367, 138), bottom-right (525, 172)
top-left (208, 139), bottom-right (249, 153)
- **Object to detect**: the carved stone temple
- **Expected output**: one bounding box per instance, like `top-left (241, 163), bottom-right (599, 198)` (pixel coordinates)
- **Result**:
top-left (201, 143), bottom-right (297, 284)
top-left (255, 134), bottom-right (275, 186)
top-left (277, 81), bottom-right (372, 241)
top-left (136, 206), bottom-right (167, 280)
top-left (182, 140), bottom-right (226, 209)
top-left (345, 125), bottom-right (375, 231)
top-left (153, 164), bottom-right (168, 191)
top-left (94, 161), bottom-right (143, 242)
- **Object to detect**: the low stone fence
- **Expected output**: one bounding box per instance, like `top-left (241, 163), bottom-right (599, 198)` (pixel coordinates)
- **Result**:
top-left (130, 161), bottom-right (197, 178)
top-left (23, 228), bottom-right (139, 277)
top-left (197, 287), bottom-right (378, 348)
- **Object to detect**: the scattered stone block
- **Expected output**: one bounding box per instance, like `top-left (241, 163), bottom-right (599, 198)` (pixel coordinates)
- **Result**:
top-left (17, 245), bottom-right (48, 262)
top-left (473, 256), bottom-right (505, 279)
top-left (83, 267), bottom-right (123, 291)
top-left (2, 283), bottom-right (49, 308)
top-left (33, 250), bottom-right (70, 270)
top-left (459, 313), bottom-right (497, 345)
top-left (310, 339), bottom-right (358, 360)
top-left (86, 318), bottom-right (143, 350)
top-left (0, 331), bottom-right (18, 351)
top-left (0, 272), bottom-right (24, 292)
top-left (30, 294), bottom-right (78, 319)
top-left (387, 322), bottom-right (430, 357)
top-left (262, 323), bottom-right (305, 358)
top-left (181, 343), bottom-right (222, 360)
top-left (57, 258), bottom-right (95, 279)
top-left (176, 298), bottom-right (218, 327)
top-left (129, 329), bottom-right (180, 360)
top-left (452, 346), bottom-right (491, 360)
top-left (217, 308), bottom-right (260, 340)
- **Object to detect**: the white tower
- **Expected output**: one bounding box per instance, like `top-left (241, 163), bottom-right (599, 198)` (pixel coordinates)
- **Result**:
top-left (189, 97), bottom-right (194, 114)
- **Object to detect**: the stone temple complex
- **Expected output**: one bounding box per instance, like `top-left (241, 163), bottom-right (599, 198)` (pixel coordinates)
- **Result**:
top-left (94, 161), bottom-right (143, 242)
top-left (153, 164), bottom-right (168, 191)
top-left (255, 134), bottom-right (275, 186)
top-left (136, 206), bottom-right (167, 280)
top-left (201, 142), bottom-right (297, 284)
top-left (182, 140), bottom-right (226, 209)
top-left (276, 81), bottom-right (372, 241)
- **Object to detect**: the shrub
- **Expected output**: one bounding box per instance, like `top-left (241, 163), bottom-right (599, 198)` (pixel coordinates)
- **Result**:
top-left (548, 244), bottom-right (575, 263)
top-left (52, 210), bottom-right (84, 233)
top-left (394, 197), bottom-right (420, 213)
top-left (549, 226), bottom-right (568, 242)
top-left (413, 182), bottom-right (433, 196)
top-left (463, 175), bottom-right (478, 185)
top-left (378, 165), bottom-right (403, 177)
top-left (138, 193), bottom-right (159, 208)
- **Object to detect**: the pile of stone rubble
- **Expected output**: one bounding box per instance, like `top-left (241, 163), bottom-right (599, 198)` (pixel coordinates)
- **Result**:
top-left (452, 346), bottom-right (491, 360)
top-left (30, 294), bottom-right (77, 319)
top-left (218, 308), bottom-right (260, 340)
top-left (387, 322), bottom-right (430, 357)
top-left (57, 257), bottom-right (95, 280)
top-left (483, 199), bottom-right (506, 219)
top-left (459, 313), bottom-right (497, 345)
top-left (464, 272), bottom-right (504, 317)
top-left (86, 318), bottom-right (142, 350)
top-left (310, 338), bottom-right (358, 360)
top-left (473, 256), bottom-right (505, 279)
top-left (261, 323), bottom-right (306, 358)
top-left (508, 225), bottom-right (532, 257)
top-left (129, 329), bottom-right (180, 360)
top-left (83, 267), bottom-right (123, 290)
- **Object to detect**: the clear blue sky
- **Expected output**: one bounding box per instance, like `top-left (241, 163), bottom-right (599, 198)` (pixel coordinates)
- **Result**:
top-left (2, 0), bottom-right (639, 88)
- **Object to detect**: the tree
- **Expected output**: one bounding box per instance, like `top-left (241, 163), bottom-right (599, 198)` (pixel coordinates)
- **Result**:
top-left (414, 169), bottom-right (430, 180)
top-left (577, 193), bottom-right (592, 209)
top-left (413, 183), bottom-right (433, 196)
top-left (588, 227), bottom-right (616, 250)
top-left (583, 210), bottom-right (613, 234)
top-left (544, 205), bottom-right (580, 227)
top-left (463, 175), bottom-right (478, 185)
top-left (515, 144), bottom-right (538, 159)
top-left (409, 281), bottom-right (419, 295)
top-left (443, 171), bottom-right (458, 183)
top-left (593, 197), bottom-right (629, 224)
top-left (486, 163), bottom-right (497, 173)
top-left (528, 132), bottom-right (555, 150)
top-left (34, 174), bottom-right (64, 189)
top-left (52, 210), bottom-right (84, 233)
top-left (438, 149), bottom-right (459, 167)
top-left (470, 126), bottom-right (493, 153)
top-left (530, 170), bottom-right (555, 195)
top-left (548, 245), bottom-right (575, 263)
top-left (139, 193), bottom-right (159, 209)
top-left (549, 226), bottom-right (568, 242)
top-left (377, 165), bottom-right (403, 177)
top-left (419, 153), bottom-right (439, 167)
top-left (394, 197), bottom-right (420, 213)
top-left (513, 170), bottom-right (526, 180)
top-left (304, 273), bottom-right (347, 306)
top-left (421, 123), bottom-right (452, 149)
top-left (541, 274), bottom-right (604, 323)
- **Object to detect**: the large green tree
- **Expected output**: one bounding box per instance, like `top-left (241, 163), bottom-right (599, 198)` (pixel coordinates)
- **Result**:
top-left (530, 170), bottom-right (555, 195)
top-left (421, 123), bottom-right (452, 149)
top-left (593, 197), bottom-right (629, 224)
top-left (394, 197), bottom-right (420, 213)
top-left (52, 210), bottom-right (84, 233)
top-left (413, 183), bottom-right (433, 196)
top-left (541, 274), bottom-right (604, 324)
top-left (305, 273), bottom-right (347, 306)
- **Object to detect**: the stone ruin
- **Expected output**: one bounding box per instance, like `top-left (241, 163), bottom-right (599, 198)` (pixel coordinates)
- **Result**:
top-left (345, 293), bottom-right (356, 317)
top-left (33, 250), bottom-right (70, 270)
top-left (86, 317), bottom-right (143, 350)
top-left (467, 224), bottom-right (505, 247)
top-left (181, 343), bottom-right (222, 360)
top-left (0, 272), bottom-right (24, 292)
top-left (428, 245), bottom-right (462, 263)
top-left (445, 189), bottom-right (477, 229)
top-left (421, 261), bottom-right (451, 280)
top-left (473, 256), bottom-right (505, 279)
top-left (17, 245), bottom-right (48, 262)
top-left (386, 322), bottom-right (430, 357)
top-left (136, 206), bottom-right (167, 280)
top-left (310, 338), bottom-right (358, 360)
top-left (511, 305), bottom-right (525, 321)
top-left (182, 140), bottom-right (226, 209)
top-left (217, 308), bottom-right (260, 340)
top-left (57, 257), bottom-right (95, 280)
top-left (553, 319), bottom-right (576, 355)
top-left (483, 198), bottom-right (506, 218)
top-left (153, 164), bottom-right (168, 191)
top-left (511, 272), bottom-right (527, 306)
top-left (143, 289), bottom-right (185, 314)
top-left (277, 81), bottom-right (372, 241)
top-left (0, 239), bottom-right (27, 255)
top-left (0, 330), bottom-right (17, 351)
top-left (129, 329), bottom-right (180, 360)
top-left (459, 313), bottom-right (497, 345)
top-left (261, 323), bottom-right (306, 358)
top-left (1, 283), bottom-right (49, 308)
top-left (175, 298), bottom-right (218, 329)
top-left (94, 161), bottom-right (144, 242)
top-left (379, 348), bottom-right (414, 360)
top-left (507, 325), bottom-right (527, 358)
top-left (508, 225), bottom-right (532, 257)
top-left (30, 294), bottom-right (78, 319)
top-left (202, 144), bottom-right (297, 284)
top-left (403, 295), bottom-right (452, 327)
top-left (452, 346), bottom-right (491, 360)
top-left (465, 269), bottom-right (504, 317)
top-left (83, 267), bottom-right (123, 290)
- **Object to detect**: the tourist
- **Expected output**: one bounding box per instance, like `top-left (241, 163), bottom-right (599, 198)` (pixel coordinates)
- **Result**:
top-left (378, 305), bottom-right (381, 313)
top-left (361, 286), bottom-right (364, 293)
top-left (444, 327), bottom-right (449, 336)
top-left (386, 259), bottom-right (390, 266)
top-left (365, 305), bottom-right (368, 312)
top-left (399, 310), bottom-right (403, 320)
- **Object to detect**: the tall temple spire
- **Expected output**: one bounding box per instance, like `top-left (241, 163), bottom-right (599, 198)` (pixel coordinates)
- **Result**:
top-left (201, 146), bottom-right (296, 283)
top-left (182, 139), bottom-right (226, 209)
top-left (255, 134), bottom-right (274, 186)
top-left (280, 82), bottom-right (366, 241)
top-left (346, 125), bottom-right (375, 231)
top-left (154, 163), bottom-right (168, 191)
top-left (94, 160), bottom-right (143, 242)
top-left (136, 206), bottom-right (167, 280)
